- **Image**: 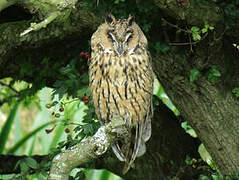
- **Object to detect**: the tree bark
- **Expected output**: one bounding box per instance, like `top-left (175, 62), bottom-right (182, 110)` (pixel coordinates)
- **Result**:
top-left (153, 42), bottom-right (239, 174)
top-left (152, 0), bottom-right (239, 175)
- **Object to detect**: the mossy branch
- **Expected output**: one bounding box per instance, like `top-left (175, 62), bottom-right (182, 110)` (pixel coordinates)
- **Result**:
top-left (48, 116), bottom-right (129, 180)
top-left (0, 0), bottom-right (15, 12)
top-left (0, 0), bottom-right (78, 36)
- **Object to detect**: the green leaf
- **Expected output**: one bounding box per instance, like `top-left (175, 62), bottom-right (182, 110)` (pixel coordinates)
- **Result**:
top-left (20, 160), bottom-right (29, 174)
top-left (191, 26), bottom-right (202, 41)
top-left (232, 88), bottom-right (239, 98)
top-left (201, 28), bottom-right (208, 33)
top-left (192, 33), bottom-right (201, 41)
top-left (207, 66), bottom-right (221, 83)
top-left (49, 125), bottom-right (66, 150)
top-left (27, 136), bottom-right (36, 155)
top-left (191, 26), bottom-right (200, 32)
top-left (7, 120), bottom-right (57, 154)
top-left (209, 26), bottom-right (214, 30)
top-left (185, 155), bottom-right (192, 165)
top-left (0, 102), bottom-right (20, 154)
top-left (204, 24), bottom-right (209, 29)
top-left (190, 68), bottom-right (202, 83)
top-left (24, 157), bottom-right (38, 169)
top-left (181, 121), bottom-right (197, 138)
top-left (153, 42), bottom-right (169, 54)
top-left (198, 144), bottom-right (212, 167)
top-left (153, 77), bottom-right (180, 116)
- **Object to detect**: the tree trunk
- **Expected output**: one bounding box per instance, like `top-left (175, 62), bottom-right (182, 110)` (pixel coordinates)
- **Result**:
top-left (153, 42), bottom-right (239, 174)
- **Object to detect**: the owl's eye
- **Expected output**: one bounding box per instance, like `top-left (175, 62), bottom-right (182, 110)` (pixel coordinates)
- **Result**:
top-left (107, 32), bottom-right (113, 40)
top-left (125, 33), bottom-right (133, 43)
top-left (107, 31), bottom-right (118, 43)
top-left (126, 35), bottom-right (132, 42)
top-left (126, 30), bottom-right (132, 34)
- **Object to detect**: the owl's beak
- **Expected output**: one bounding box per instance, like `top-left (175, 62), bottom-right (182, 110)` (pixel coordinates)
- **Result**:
top-left (117, 42), bottom-right (124, 55)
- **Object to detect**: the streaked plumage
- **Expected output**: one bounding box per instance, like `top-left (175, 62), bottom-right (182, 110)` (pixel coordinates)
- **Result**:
top-left (89, 14), bottom-right (153, 173)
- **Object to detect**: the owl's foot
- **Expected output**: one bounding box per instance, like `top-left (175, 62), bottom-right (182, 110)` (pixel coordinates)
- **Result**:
top-left (106, 115), bottom-right (130, 141)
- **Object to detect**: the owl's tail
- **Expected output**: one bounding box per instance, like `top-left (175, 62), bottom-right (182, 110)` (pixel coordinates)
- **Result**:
top-left (112, 118), bottom-right (151, 174)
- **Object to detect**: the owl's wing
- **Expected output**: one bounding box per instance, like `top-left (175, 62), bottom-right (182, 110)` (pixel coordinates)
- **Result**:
top-left (112, 73), bottom-right (153, 174)
top-left (121, 123), bottom-right (143, 174)
top-left (141, 97), bottom-right (153, 143)
top-left (112, 114), bottom-right (152, 174)
top-left (111, 123), bottom-right (142, 164)
top-left (111, 124), bottom-right (144, 165)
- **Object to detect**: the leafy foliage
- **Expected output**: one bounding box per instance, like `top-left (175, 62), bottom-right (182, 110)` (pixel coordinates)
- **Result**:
top-left (232, 88), bottom-right (239, 98)
top-left (207, 66), bottom-right (221, 83)
top-left (52, 59), bottom-right (89, 99)
top-left (190, 68), bottom-right (202, 83)
top-left (0, 102), bottom-right (20, 154)
top-left (151, 42), bottom-right (170, 54)
top-left (190, 24), bottom-right (214, 41)
top-left (219, 0), bottom-right (239, 26)
top-left (181, 121), bottom-right (197, 138)
top-left (14, 157), bottom-right (50, 179)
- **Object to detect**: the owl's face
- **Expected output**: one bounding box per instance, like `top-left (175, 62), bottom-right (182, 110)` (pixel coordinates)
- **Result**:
top-left (92, 14), bottom-right (147, 56)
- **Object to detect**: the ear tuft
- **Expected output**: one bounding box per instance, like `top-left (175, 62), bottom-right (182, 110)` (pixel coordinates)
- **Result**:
top-left (128, 15), bottom-right (135, 26)
top-left (106, 14), bottom-right (116, 25)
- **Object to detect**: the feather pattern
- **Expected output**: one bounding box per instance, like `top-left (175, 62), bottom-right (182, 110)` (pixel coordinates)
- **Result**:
top-left (89, 14), bottom-right (153, 173)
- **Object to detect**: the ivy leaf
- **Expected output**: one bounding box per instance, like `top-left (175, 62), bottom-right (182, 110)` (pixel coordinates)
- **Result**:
top-left (192, 33), bottom-right (201, 41)
top-left (153, 42), bottom-right (169, 54)
top-left (209, 26), bottom-right (214, 30)
top-left (181, 121), bottom-right (197, 138)
top-left (232, 88), bottom-right (239, 98)
top-left (191, 26), bottom-right (200, 32)
top-left (207, 66), bottom-right (221, 83)
top-left (52, 85), bottom-right (68, 100)
top-left (201, 28), bottom-right (208, 33)
top-left (190, 68), bottom-right (202, 83)
top-left (20, 160), bottom-right (30, 174)
top-left (24, 157), bottom-right (38, 169)
top-left (191, 26), bottom-right (201, 41)
top-left (185, 155), bottom-right (192, 165)
top-left (59, 64), bottom-right (73, 75)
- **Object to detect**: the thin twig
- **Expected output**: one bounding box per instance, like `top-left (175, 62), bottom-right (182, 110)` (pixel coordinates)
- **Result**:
top-left (161, 18), bottom-right (190, 33)
top-left (161, 18), bottom-right (210, 50)
top-left (169, 42), bottom-right (198, 46)
top-left (62, 98), bottom-right (81, 105)
top-left (188, 28), bottom-right (193, 52)
top-left (169, 33), bottom-right (208, 46)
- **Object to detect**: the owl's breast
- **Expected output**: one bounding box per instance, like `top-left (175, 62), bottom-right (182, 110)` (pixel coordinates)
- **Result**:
top-left (89, 51), bottom-right (153, 125)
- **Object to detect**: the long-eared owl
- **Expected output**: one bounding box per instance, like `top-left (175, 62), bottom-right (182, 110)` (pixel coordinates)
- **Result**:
top-left (89, 14), bottom-right (153, 173)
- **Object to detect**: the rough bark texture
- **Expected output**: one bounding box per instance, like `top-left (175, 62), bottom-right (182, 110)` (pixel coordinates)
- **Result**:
top-left (1, 0), bottom-right (239, 177)
top-left (153, 44), bottom-right (239, 174)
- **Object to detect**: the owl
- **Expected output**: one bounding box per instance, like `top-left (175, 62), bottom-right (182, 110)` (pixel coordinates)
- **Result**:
top-left (89, 14), bottom-right (153, 173)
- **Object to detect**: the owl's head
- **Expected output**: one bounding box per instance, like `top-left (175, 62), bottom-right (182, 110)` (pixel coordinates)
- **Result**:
top-left (92, 14), bottom-right (147, 56)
